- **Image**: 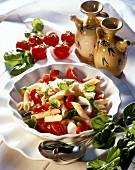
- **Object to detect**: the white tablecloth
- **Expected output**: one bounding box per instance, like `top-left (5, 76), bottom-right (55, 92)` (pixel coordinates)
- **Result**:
top-left (0, 0), bottom-right (135, 169)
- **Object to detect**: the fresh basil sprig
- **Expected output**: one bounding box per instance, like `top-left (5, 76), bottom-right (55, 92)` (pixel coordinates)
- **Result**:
top-left (4, 50), bottom-right (35, 76)
top-left (87, 103), bottom-right (135, 170)
top-left (11, 51), bottom-right (35, 76)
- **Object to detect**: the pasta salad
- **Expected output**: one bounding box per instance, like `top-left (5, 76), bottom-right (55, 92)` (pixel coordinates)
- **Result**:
top-left (18, 68), bottom-right (109, 136)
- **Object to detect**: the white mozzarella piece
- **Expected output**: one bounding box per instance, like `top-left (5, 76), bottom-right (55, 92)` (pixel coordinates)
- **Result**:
top-left (44, 114), bottom-right (62, 122)
top-left (83, 92), bottom-right (96, 98)
top-left (67, 122), bottom-right (76, 134)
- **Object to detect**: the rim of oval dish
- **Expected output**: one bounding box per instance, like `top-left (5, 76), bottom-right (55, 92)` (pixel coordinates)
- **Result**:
top-left (7, 62), bottom-right (121, 140)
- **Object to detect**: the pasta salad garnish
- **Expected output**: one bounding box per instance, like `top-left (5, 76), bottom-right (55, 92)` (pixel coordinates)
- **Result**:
top-left (18, 68), bottom-right (109, 135)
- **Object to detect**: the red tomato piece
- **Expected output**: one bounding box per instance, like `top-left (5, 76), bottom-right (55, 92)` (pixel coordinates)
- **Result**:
top-left (94, 93), bottom-right (105, 100)
top-left (51, 122), bottom-right (66, 135)
top-left (42, 73), bottom-right (50, 83)
top-left (95, 76), bottom-right (100, 79)
top-left (31, 45), bottom-right (47, 60)
top-left (94, 76), bottom-right (101, 86)
top-left (49, 69), bottom-right (60, 81)
top-left (61, 31), bottom-right (75, 46)
top-left (66, 68), bottom-right (78, 80)
top-left (35, 119), bottom-right (54, 133)
top-left (43, 32), bottom-right (59, 47)
top-left (16, 40), bottom-right (31, 50)
top-left (53, 44), bottom-right (70, 59)
top-left (29, 89), bottom-right (42, 104)
top-left (81, 76), bottom-right (91, 83)
top-left (65, 94), bottom-right (77, 109)
top-left (39, 73), bottom-right (51, 83)
top-left (102, 110), bottom-right (108, 114)
top-left (33, 103), bottom-right (50, 113)
top-left (33, 104), bottom-right (46, 113)
top-left (90, 109), bottom-right (98, 118)
top-left (76, 120), bottom-right (89, 134)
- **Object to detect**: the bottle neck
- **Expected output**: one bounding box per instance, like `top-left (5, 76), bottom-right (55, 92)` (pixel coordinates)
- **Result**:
top-left (103, 29), bottom-right (116, 42)
top-left (84, 14), bottom-right (99, 28)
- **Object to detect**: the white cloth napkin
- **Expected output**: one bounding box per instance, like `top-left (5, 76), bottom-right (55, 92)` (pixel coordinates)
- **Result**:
top-left (108, 0), bottom-right (135, 33)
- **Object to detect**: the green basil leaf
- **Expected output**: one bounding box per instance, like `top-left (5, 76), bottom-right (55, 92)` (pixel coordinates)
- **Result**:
top-left (102, 157), bottom-right (120, 170)
top-left (93, 130), bottom-right (116, 149)
top-left (86, 96), bottom-right (94, 102)
top-left (117, 132), bottom-right (134, 150)
top-left (86, 159), bottom-right (105, 170)
top-left (19, 86), bottom-right (27, 92)
top-left (22, 111), bottom-right (31, 118)
top-left (38, 88), bottom-right (49, 99)
top-left (84, 84), bottom-right (95, 92)
top-left (91, 114), bottom-right (112, 131)
top-left (49, 99), bottom-right (60, 108)
top-left (123, 103), bottom-right (135, 124)
top-left (71, 119), bottom-right (76, 124)
top-left (24, 51), bottom-right (35, 64)
top-left (66, 109), bottom-right (77, 119)
top-left (24, 31), bottom-right (31, 38)
top-left (92, 123), bottom-right (116, 149)
top-left (93, 100), bottom-right (100, 111)
top-left (5, 60), bottom-right (22, 67)
top-left (3, 50), bottom-right (23, 62)
top-left (32, 18), bottom-right (44, 31)
top-left (119, 140), bottom-right (135, 170)
top-left (66, 80), bottom-right (74, 85)
top-left (77, 121), bottom-right (82, 126)
top-left (26, 118), bottom-right (37, 128)
top-left (10, 62), bottom-right (33, 76)
top-left (59, 82), bottom-right (70, 90)
top-left (106, 146), bottom-right (120, 164)
top-left (129, 121), bottom-right (135, 135)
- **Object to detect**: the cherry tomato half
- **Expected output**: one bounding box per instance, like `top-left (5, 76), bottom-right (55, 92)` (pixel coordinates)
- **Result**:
top-left (76, 120), bottom-right (89, 134)
top-left (36, 119), bottom-right (54, 133)
top-left (53, 44), bottom-right (70, 59)
top-left (51, 121), bottom-right (66, 135)
top-left (49, 69), bottom-right (60, 81)
top-left (65, 94), bottom-right (77, 109)
top-left (66, 68), bottom-right (78, 80)
top-left (29, 89), bottom-right (42, 104)
top-left (33, 103), bottom-right (50, 113)
top-left (61, 31), bottom-right (75, 46)
top-left (31, 45), bottom-right (47, 60)
top-left (89, 109), bottom-right (98, 118)
top-left (94, 93), bottom-right (105, 100)
top-left (43, 32), bottom-right (59, 47)
top-left (39, 70), bottom-right (59, 83)
top-left (16, 40), bottom-right (31, 50)
top-left (39, 73), bottom-right (50, 83)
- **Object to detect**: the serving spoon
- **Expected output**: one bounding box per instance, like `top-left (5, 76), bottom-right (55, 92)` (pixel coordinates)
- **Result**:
top-left (38, 136), bottom-right (93, 163)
